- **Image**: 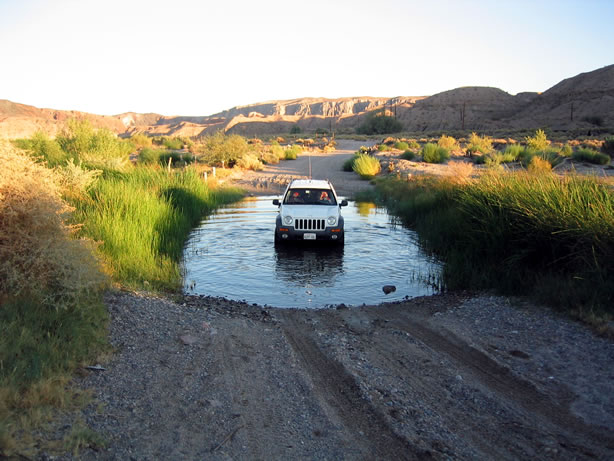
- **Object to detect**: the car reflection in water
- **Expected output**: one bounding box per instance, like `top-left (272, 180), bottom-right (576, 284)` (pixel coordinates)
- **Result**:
top-left (274, 243), bottom-right (345, 289)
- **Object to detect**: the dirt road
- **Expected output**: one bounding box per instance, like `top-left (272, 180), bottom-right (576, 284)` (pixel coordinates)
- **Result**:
top-left (229, 140), bottom-right (376, 197)
top-left (67, 146), bottom-right (614, 460)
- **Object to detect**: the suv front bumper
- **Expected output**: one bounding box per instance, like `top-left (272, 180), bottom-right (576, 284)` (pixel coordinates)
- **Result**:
top-left (275, 216), bottom-right (344, 242)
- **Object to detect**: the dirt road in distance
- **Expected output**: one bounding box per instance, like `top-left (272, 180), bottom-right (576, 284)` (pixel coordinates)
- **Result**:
top-left (229, 140), bottom-right (375, 197)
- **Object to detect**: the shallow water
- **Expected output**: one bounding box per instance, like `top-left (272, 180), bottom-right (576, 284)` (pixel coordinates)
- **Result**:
top-left (182, 196), bottom-right (441, 308)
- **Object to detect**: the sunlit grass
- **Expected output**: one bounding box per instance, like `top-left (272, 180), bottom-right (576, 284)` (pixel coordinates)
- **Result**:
top-left (365, 171), bottom-right (614, 315)
top-left (73, 167), bottom-right (243, 291)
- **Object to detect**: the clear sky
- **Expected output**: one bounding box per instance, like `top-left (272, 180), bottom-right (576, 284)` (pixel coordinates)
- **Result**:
top-left (1, 0), bottom-right (613, 116)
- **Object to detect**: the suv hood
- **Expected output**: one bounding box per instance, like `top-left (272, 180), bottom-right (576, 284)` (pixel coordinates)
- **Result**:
top-left (281, 205), bottom-right (339, 218)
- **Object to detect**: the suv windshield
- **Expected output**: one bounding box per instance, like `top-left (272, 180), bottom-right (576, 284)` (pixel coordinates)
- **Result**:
top-left (283, 188), bottom-right (337, 205)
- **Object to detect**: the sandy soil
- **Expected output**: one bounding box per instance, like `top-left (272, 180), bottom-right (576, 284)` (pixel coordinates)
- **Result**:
top-left (58, 146), bottom-right (614, 460)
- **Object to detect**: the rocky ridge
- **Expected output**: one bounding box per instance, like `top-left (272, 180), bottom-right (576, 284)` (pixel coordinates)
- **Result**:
top-left (1, 64), bottom-right (612, 139)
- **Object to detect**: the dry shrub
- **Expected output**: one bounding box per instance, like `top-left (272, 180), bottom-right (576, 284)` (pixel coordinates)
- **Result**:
top-left (528, 156), bottom-right (552, 174)
top-left (446, 161), bottom-right (475, 185)
top-left (0, 141), bottom-right (106, 305)
top-left (438, 134), bottom-right (458, 150)
top-left (235, 153), bottom-right (263, 171)
top-left (55, 159), bottom-right (102, 200)
top-left (259, 149), bottom-right (280, 165)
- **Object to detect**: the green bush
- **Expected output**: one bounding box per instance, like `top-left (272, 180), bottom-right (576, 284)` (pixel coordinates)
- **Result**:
top-left (602, 136), bottom-right (614, 156)
top-left (438, 135), bottom-right (458, 150)
top-left (342, 155), bottom-right (358, 171)
top-left (284, 144), bottom-right (302, 160)
top-left (198, 132), bottom-right (251, 168)
top-left (422, 143), bottom-right (450, 164)
top-left (538, 148), bottom-right (565, 168)
top-left (394, 141), bottom-right (409, 150)
top-left (56, 119), bottom-right (133, 171)
top-left (14, 131), bottom-right (67, 167)
top-left (525, 129), bottom-right (550, 151)
top-left (400, 150), bottom-right (416, 160)
top-left (130, 133), bottom-right (152, 148)
top-left (139, 147), bottom-right (161, 165)
top-left (474, 151), bottom-right (517, 167)
top-left (162, 137), bottom-right (184, 150)
top-left (503, 144), bottom-right (525, 161)
top-left (356, 112), bottom-right (403, 135)
top-left (466, 132), bottom-right (493, 155)
top-left (560, 144), bottom-right (573, 157)
top-left (352, 153), bottom-right (381, 179)
top-left (377, 144), bottom-right (391, 151)
top-left (158, 151), bottom-right (182, 166)
top-left (270, 144), bottom-right (285, 160)
top-left (573, 148), bottom-right (611, 165)
top-left (290, 125), bottom-right (301, 134)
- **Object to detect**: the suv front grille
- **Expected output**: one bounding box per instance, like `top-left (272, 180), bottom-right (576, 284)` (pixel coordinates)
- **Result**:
top-left (295, 218), bottom-right (326, 231)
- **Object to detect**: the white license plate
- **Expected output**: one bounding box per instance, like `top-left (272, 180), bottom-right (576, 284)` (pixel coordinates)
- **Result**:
top-left (303, 233), bottom-right (316, 240)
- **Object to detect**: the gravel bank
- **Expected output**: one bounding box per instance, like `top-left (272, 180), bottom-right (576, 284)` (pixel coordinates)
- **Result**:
top-left (56, 290), bottom-right (614, 460)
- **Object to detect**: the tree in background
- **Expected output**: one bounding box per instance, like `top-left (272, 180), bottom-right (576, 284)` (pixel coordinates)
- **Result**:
top-left (356, 110), bottom-right (403, 135)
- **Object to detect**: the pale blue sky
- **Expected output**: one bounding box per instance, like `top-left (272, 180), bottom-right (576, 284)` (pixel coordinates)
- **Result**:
top-left (1, 0), bottom-right (612, 116)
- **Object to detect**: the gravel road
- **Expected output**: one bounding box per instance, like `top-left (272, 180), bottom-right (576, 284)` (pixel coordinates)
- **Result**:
top-left (228, 140), bottom-right (375, 197)
top-left (62, 144), bottom-right (614, 460)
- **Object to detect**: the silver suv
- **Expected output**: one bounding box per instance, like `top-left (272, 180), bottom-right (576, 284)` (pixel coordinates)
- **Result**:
top-left (273, 179), bottom-right (348, 244)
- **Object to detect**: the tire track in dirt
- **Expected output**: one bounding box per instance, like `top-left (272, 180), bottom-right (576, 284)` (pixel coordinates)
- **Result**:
top-left (280, 314), bottom-right (429, 461)
top-left (211, 320), bottom-right (345, 460)
top-left (381, 308), bottom-right (614, 456)
top-left (349, 322), bottom-right (519, 460)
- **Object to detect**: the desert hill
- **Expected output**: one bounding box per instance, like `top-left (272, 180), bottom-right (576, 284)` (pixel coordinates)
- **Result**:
top-left (1, 64), bottom-right (612, 140)
top-left (0, 99), bottom-right (125, 139)
top-left (507, 64), bottom-right (614, 131)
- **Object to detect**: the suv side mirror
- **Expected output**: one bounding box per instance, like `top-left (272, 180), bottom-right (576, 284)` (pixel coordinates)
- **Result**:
top-left (340, 199), bottom-right (348, 207)
top-left (273, 199), bottom-right (280, 206)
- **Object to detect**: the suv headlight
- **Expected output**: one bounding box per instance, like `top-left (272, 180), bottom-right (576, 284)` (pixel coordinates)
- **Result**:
top-left (283, 215), bottom-right (293, 225)
top-left (327, 216), bottom-right (338, 226)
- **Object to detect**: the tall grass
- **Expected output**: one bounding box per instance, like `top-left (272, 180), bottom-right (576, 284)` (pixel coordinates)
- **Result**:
top-left (573, 148), bottom-right (610, 165)
top-left (73, 167), bottom-right (243, 291)
top-left (367, 171), bottom-right (614, 314)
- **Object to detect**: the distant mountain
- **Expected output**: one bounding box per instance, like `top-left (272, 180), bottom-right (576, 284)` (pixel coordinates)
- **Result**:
top-left (1, 64), bottom-right (612, 140)
top-left (507, 64), bottom-right (614, 131)
top-left (0, 99), bottom-right (125, 139)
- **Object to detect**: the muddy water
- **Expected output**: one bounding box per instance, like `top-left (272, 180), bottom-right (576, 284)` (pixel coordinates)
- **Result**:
top-left (182, 196), bottom-right (441, 308)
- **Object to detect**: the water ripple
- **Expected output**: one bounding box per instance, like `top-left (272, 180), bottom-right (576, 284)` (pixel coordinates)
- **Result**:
top-left (182, 196), bottom-right (441, 308)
